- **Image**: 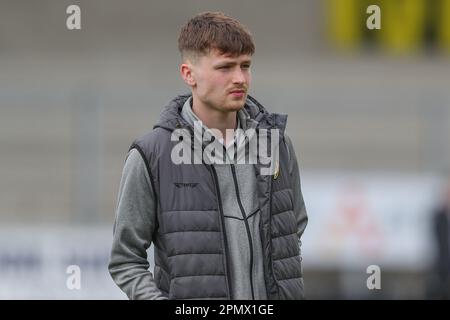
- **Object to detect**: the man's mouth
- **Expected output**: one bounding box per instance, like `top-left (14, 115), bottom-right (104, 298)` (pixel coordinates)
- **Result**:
top-left (229, 89), bottom-right (246, 97)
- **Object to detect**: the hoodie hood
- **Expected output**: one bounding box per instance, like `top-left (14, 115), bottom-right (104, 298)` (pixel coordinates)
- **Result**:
top-left (154, 93), bottom-right (288, 135)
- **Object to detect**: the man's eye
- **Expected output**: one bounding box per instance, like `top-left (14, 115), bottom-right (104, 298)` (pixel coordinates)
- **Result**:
top-left (219, 66), bottom-right (230, 69)
top-left (242, 65), bottom-right (251, 69)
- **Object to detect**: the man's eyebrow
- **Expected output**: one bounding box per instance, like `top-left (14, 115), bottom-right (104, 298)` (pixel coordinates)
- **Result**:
top-left (215, 60), bottom-right (252, 66)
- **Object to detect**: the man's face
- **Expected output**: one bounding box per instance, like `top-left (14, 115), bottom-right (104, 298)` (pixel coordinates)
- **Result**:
top-left (185, 49), bottom-right (252, 113)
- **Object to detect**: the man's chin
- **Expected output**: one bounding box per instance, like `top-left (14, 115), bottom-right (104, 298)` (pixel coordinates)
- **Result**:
top-left (225, 98), bottom-right (247, 111)
top-left (224, 104), bottom-right (245, 112)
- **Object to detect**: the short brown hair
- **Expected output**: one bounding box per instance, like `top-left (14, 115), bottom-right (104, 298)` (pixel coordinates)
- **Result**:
top-left (178, 12), bottom-right (255, 61)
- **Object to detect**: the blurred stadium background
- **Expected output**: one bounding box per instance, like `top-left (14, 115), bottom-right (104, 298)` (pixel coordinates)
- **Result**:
top-left (0, 0), bottom-right (449, 299)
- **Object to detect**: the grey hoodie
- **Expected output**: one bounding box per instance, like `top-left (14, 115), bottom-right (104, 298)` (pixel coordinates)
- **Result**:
top-left (108, 96), bottom-right (307, 300)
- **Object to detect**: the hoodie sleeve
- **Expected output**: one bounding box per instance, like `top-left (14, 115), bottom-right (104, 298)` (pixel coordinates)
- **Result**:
top-left (284, 134), bottom-right (308, 276)
top-left (108, 148), bottom-right (167, 300)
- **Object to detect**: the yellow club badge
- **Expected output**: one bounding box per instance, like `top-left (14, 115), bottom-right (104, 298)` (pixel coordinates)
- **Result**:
top-left (273, 161), bottom-right (280, 180)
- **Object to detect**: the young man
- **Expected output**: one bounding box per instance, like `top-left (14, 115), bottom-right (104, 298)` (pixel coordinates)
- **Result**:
top-left (108, 11), bottom-right (308, 300)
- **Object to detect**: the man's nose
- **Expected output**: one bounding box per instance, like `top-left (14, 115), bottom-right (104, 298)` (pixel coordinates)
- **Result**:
top-left (232, 69), bottom-right (246, 84)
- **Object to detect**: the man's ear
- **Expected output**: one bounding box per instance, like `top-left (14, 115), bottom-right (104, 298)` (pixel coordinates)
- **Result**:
top-left (180, 63), bottom-right (196, 87)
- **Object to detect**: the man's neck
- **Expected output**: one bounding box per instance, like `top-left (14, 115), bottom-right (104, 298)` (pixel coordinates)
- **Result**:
top-left (191, 96), bottom-right (237, 145)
